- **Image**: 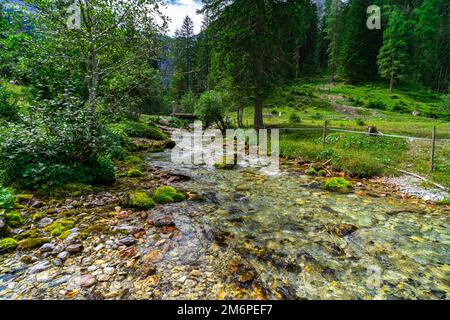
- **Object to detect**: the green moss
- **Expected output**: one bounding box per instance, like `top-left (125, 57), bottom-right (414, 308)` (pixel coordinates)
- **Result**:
top-left (17, 237), bottom-right (50, 250)
top-left (4, 211), bottom-right (24, 227)
top-left (44, 219), bottom-right (76, 237)
top-left (58, 230), bottom-right (72, 240)
top-left (64, 183), bottom-right (94, 197)
top-left (318, 170), bottom-right (327, 177)
top-left (128, 191), bottom-right (155, 210)
top-left (127, 168), bottom-right (144, 178)
top-left (124, 155), bottom-right (143, 166)
top-left (16, 229), bottom-right (40, 240)
top-left (0, 238), bottom-right (17, 253)
top-left (16, 194), bottom-right (33, 202)
top-left (31, 212), bottom-right (45, 221)
top-left (437, 198), bottom-right (450, 205)
top-left (306, 167), bottom-right (318, 176)
top-left (322, 178), bottom-right (353, 192)
top-left (152, 186), bottom-right (185, 204)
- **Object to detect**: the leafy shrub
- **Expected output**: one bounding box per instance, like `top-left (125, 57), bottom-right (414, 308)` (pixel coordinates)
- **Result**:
top-left (366, 100), bottom-right (386, 110)
top-left (0, 87), bottom-right (19, 121)
top-left (289, 113), bottom-right (302, 123)
top-left (0, 100), bottom-right (117, 188)
top-left (356, 119), bottom-right (366, 126)
top-left (0, 187), bottom-right (16, 210)
top-left (180, 91), bottom-right (197, 113)
top-left (195, 90), bottom-right (228, 132)
top-left (111, 121), bottom-right (168, 141)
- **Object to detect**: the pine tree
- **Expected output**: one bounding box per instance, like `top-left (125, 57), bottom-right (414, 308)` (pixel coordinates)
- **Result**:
top-left (377, 6), bottom-right (410, 91)
top-left (341, 0), bottom-right (382, 83)
top-left (172, 16), bottom-right (196, 99)
top-left (324, 0), bottom-right (342, 82)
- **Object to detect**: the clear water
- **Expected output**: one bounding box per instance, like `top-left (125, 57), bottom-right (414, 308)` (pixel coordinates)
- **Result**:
top-left (147, 151), bottom-right (450, 300)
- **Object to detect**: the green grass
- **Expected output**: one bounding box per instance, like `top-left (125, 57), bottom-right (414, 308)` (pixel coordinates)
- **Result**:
top-left (234, 78), bottom-right (449, 186)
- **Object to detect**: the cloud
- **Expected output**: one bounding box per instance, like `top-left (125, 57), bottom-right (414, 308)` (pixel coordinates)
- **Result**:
top-left (162, 0), bottom-right (203, 36)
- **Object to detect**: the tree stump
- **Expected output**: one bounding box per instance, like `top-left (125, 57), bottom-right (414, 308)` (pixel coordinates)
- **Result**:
top-left (366, 126), bottom-right (379, 136)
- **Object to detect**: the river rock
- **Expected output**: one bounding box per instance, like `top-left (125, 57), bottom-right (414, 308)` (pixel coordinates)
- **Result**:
top-left (66, 244), bottom-right (83, 253)
top-left (52, 258), bottom-right (63, 267)
top-left (57, 251), bottom-right (70, 261)
top-left (38, 218), bottom-right (54, 228)
top-left (117, 237), bottom-right (136, 247)
top-left (154, 216), bottom-right (175, 228)
top-left (28, 261), bottom-right (51, 274)
top-left (40, 243), bottom-right (56, 253)
top-left (78, 274), bottom-right (97, 288)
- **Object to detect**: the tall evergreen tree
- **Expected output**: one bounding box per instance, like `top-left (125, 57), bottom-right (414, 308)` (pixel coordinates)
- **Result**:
top-left (172, 15), bottom-right (196, 99)
top-left (377, 6), bottom-right (410, 91)
top-left (341, 0), bottom-right (382, 83)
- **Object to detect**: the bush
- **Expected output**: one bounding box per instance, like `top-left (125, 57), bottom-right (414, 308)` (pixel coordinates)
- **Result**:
top-left (356, 119), bottom-right (366, 126)
top-left (366, 100), bottom-right (386, 110)
top-left (0, 87), bottom-right (19, 121)
top-left (153, 186), bottom-right (185, 204)
top-left (0, 101), bottom-right (118, 188)
top-left (289, 113), bottom-right (302, 123)
top-left (112, 121), bottom-right (168, 141)
top-left (0, 187), bottom-right (16, 210)
top-left (195, 90), bottom-right (228, 132)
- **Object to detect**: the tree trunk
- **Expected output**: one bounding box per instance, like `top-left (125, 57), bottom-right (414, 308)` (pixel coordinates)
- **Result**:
top-left (389, 73), bottom-right (394, 92)
top-left (254, 92), bottom-right (264, 130)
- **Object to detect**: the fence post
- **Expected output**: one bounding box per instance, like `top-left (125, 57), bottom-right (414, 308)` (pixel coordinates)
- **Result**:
top-left (323, 120), bottom-right (329, 146)
top-left (430, 126), bottom-right (436, 173)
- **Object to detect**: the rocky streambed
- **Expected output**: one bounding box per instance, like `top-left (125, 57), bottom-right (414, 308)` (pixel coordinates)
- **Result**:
top-left (0, 150), bottom-right (449, 300)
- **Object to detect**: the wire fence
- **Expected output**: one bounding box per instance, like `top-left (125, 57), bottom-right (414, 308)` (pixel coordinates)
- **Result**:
top-left (279, 121), bottom-right (450, 176)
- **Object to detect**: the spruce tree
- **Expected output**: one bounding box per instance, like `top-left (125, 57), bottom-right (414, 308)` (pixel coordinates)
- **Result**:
top-left (377, 6), bottom-right (410, 91)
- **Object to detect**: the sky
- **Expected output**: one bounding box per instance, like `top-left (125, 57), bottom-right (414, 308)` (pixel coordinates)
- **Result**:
top-left (162, 0), bottom-right (204, 36)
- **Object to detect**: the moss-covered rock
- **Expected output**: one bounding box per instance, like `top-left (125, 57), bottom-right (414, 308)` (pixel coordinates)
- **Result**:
top-left (0, 238), bottom-right (17, 253)
top-left (322, 178), bottom-right (352, 192)
top-left (306, 167), bottom-right (318, 176)
top-left (127, 168), bottom-right (144, 178)
top-left (16, 228), bottom-right (40, 240)
top-left (152, 186), bottom-right (185, 204)
top-left (127, 191), bottom-right (155, 210)
top-left (32, 212), bottom-right (46, 221)
top-left (44, 219), bottom-right (76, 237)
top-left (64, 183), bottom-right (94, 197)
top-left (4, 211), bottom-right (24, 227)
top-left (124, 155), bottom-right (143, 166)
top-left (16, 194), bottom-right (33, 202)
top-left (17, 237), bottom-right (50, 250)
top-left (318, 170), bottom-right (327, 177)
